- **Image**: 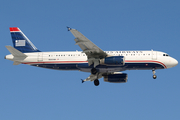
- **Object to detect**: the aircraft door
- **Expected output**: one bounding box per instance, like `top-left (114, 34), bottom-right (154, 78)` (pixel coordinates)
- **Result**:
top-left (152, 50), bottom-right (157, 60)
top-left (38, 53), bottom-right (43, 61)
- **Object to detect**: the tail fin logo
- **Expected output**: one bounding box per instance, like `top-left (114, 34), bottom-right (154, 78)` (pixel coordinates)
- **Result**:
top-left (15, 40), bottom-right (26, 46)
top-left (10, 27), bottom-right (41, 53)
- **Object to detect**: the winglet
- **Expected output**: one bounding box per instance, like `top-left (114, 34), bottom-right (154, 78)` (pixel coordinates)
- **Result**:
top-left (81, 79), bottom-right (85, 83)
top-left (67, 26), bottom-right (72, 31)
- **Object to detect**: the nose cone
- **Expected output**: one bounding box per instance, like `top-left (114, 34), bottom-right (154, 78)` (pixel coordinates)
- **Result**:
top-left (164, 57), bottom-right (178, 69)
top-left (172, 58), bottom-right (178, 67)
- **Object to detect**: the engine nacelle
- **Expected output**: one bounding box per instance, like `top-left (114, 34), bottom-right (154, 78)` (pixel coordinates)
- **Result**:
top-left (104, 73), bottom-right (128, 83)
top-left (100, 56), bottom-right (125, 66)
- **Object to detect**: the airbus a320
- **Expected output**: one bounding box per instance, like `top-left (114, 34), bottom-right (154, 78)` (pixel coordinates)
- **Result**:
top-left (5, 27), bottom-right (178, 86)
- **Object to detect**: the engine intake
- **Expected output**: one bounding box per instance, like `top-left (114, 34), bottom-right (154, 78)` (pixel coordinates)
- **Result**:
top-left (100, 56), bottom-right (125, 65)
top-left (104, 73), bottom-right (128, 83)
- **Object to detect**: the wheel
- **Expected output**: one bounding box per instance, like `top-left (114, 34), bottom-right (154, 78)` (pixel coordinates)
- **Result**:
top-left (94, 79), bottom-right (99, 86)
top-left (153, 75), bottom-right (157, 79)
top-left (91, 68), bottom-right (97, 74)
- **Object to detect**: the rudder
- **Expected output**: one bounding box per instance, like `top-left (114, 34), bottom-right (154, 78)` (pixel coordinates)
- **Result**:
top-left (10, 27), bottom-right (41, 53)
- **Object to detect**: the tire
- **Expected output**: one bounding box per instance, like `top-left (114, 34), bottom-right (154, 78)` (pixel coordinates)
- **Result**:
top-left (94, 79), bottom-right (99, 86)
top-left (153, 75), bottom-right (157, 79)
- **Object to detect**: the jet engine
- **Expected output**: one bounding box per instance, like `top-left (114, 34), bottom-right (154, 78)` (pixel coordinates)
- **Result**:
top-left (100, 56), bottom-right (125, 66)
top-left (103, 73), bottom-right (128, 83)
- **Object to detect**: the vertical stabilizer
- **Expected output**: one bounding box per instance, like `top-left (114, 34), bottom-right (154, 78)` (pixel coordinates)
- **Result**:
top-left (10, 27), bottom-right (41, 53)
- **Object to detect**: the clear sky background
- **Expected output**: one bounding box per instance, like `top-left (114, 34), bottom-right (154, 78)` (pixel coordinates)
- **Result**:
top-left (1, 0), bottom-right (180, 120)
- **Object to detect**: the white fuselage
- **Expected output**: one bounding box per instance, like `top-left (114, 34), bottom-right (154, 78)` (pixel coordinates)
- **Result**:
top-left (5, 50), bottom-right (178, 73)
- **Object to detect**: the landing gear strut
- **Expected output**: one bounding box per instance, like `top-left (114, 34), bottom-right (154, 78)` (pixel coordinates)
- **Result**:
top-left (152, 70), bottom-right (157, 79)
top-left (94, 79), bottom-right (99, 86)
top-left (91, 68), bottom-right (97, 75)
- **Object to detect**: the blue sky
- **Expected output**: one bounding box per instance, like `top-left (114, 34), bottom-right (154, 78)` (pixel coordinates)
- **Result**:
top-left (1, 0), bottom-right (180, 119)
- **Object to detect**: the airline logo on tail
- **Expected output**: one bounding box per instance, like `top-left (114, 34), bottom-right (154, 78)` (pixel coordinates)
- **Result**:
top-left (15, 40), bottom-right (26, 46)
top-left (10, 27), bottom-right (40, 53)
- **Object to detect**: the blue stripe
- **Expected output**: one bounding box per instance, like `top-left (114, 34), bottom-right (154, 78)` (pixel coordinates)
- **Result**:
top-left (31, 62), bottom-right (164, 70)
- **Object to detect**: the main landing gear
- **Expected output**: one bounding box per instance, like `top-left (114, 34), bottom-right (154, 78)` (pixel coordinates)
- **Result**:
top-left (94, 79), bottom-right (100, 86)
top-left (152, 69), bottom-right (157, 79)
top-left (91, 68), bottom-right (100, 86)
top-left (81, 68), bottom-right (100, 86)
top-left (91, 68), bottom-right (98, 75)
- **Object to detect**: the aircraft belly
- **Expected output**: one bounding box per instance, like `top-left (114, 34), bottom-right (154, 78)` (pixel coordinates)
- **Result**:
top-left (24, 59), bottom-right (165, 73)
top-left (77, 63), bottom-right (125, 72)
top-left (30, 61), bottom-right (165, 72)
top-left (125, 62), bottom-right (164, 70)
top-left (31, 63), bottom-right (79, 70)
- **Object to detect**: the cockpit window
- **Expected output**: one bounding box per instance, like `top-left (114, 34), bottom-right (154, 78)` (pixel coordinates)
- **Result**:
top-left (163, 54), bottom-right (169, 56)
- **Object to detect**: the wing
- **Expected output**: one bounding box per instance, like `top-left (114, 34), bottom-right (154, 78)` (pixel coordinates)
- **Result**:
top-left (68, 27), bottom-right (107, 67)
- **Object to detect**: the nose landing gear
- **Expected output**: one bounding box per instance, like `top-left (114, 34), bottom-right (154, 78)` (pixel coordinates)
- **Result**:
top-left (153, 75), bottom-right (157, 79)
top-left (152, 70), bottom-right (157, 79)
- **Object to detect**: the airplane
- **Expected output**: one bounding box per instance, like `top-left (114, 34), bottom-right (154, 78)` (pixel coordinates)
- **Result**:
top-left (5, 27), bottom-right (178, 86)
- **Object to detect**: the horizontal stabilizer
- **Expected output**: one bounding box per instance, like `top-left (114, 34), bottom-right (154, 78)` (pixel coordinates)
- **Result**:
top-left (5, 46), bottom-right (27, 58)
top-left (13, 61), bottom-right (21, 65)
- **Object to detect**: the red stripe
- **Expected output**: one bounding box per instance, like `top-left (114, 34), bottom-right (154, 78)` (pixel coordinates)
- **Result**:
top-left (9, 27), bottom-right (20, 32)
top-left (125, 60), bottom-right (167, 68)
